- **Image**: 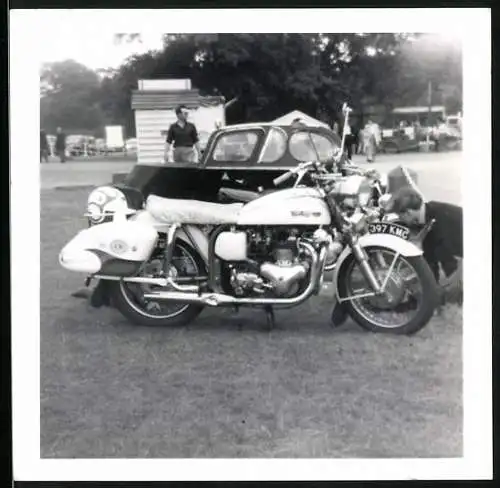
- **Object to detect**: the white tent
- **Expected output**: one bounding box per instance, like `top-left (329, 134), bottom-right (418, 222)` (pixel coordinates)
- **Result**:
top-left (272, 110), bottom-right (330, 128)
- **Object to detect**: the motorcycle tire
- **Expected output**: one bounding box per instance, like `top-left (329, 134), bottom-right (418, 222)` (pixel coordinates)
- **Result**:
top-left (337, 251), bottom-right (439, 335)
top-left (109, 242), bottom-right (206, 327)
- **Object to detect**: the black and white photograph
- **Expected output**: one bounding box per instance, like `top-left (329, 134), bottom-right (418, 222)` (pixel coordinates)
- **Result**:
top-left (10, 8), bottom-right (491, 482)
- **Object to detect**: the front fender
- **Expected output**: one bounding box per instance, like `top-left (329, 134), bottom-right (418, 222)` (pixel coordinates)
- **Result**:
top-left (332, 233), bottom-right (423, 299)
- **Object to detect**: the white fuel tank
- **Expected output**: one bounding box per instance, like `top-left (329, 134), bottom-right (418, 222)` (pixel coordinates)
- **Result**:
top-left (237, 187), bottom-right (331, 226)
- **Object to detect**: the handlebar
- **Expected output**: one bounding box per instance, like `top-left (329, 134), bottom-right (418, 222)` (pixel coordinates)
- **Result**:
top-left (273, 161), bottom-right (318, 186)
top-left (273, 159), bottom-right (380, 187)
top-left (273, 170), bottom-right (295, 186)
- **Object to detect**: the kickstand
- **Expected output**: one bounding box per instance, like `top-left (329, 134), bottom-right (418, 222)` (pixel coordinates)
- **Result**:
top-left (264, 305), bottom-right (276, 331)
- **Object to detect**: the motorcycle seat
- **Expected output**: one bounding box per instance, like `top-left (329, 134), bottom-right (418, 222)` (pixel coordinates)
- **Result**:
top-left (146, 194), bottom-right (244, 225)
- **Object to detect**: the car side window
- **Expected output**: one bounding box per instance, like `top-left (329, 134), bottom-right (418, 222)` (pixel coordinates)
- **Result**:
top-left (212, 131), bottom-right (259, 162)
top-left (258, 128), bottom-right (288, 163)
top-left (289, 131), bottom-right (338, 162)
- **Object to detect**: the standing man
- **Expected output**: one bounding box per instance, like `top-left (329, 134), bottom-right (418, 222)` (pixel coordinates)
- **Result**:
top-left (55, 127), bottom-right (67, 163)
top-left (40, 129), bottom-right (49, 163)
top-left (363, 120), bottom-right (377, 163)
top-left (164, 105), bottom-right (201, 163)
top-left (343, 121), bottom-right (353, 160)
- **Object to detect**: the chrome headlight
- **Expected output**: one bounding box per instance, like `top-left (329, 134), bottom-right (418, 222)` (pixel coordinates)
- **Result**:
top-left (378, 193), bottom-right (392, 210)
top-left (329, 175), bottom-right (372, 209)
top-left (86, 186), bottom-right (128, 224)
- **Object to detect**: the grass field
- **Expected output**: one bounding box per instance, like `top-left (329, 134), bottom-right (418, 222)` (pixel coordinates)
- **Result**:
top-left (40, 188), bottom-right (463, 458)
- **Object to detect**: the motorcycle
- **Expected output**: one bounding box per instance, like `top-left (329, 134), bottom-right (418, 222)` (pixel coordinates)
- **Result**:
top-left (60, 154), bottom-right (440, 335)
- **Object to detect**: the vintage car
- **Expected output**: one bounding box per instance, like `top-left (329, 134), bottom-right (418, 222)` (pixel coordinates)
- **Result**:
top-left (86, 123), bottom-right (344, 225)
top-left (380, 130), bottom-right (421, 154)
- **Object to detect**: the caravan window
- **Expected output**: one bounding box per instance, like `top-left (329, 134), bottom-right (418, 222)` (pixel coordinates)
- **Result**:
top-left (212, 131), bottom-right (259, 162)
top-left (289, 131), bottom-right (337, 162)
top-left (258, 128), bottom-right (288, 163)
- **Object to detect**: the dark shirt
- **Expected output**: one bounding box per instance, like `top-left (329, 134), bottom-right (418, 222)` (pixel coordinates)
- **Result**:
top-left (55, 133), bottom-right (66, 150)
top-left (166, 122), bottom-right (199, 148)
top-left (423, 200), bottom-right (463, 278)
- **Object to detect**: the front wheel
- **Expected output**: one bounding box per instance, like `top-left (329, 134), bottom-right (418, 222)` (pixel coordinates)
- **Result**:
top-left (337, 247), bottom-right (439, 335)
top-left (109, 241), bottom-right (205, 327)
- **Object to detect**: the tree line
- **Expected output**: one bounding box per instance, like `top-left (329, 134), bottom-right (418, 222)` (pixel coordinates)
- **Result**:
top-left (40, 33), bottom-right (462, 138)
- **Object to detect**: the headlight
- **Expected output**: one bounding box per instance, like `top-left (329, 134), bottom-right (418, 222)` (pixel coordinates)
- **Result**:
top-left (87, 203), bottom-right (104, 224)
top-left (378, 193), bottom-right (392, 210)
top-left (86, 186), bottom-right (128, 224)
top-left (330, 175), bottom-right (372, 209)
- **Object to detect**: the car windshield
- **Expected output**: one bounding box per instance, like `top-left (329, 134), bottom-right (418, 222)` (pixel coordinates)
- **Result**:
top-left (289, 130), bottom-right (338, 162)
top-left (212, 130), bottom-right (260, 162)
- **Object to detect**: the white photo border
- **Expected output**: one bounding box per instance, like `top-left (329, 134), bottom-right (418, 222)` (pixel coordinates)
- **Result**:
top-left (10, 7), bottom-right (492, 481)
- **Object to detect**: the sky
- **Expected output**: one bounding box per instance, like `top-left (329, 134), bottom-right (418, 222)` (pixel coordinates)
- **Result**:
top-left (34, 9), bottom-right (464, 73)
top-left (39, 26), bottom-right (165, 70)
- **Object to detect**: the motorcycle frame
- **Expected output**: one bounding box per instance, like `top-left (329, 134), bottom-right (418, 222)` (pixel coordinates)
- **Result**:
top-left (92, 164), bottom-right (425, 308)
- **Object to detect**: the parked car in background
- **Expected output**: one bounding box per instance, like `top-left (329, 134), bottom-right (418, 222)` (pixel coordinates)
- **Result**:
top-left (380, 129), bottom-right (420, 154)
top-left (445, 114), bottom-right (462, 137)
top-left (67, 135), bottom-right (98, 157)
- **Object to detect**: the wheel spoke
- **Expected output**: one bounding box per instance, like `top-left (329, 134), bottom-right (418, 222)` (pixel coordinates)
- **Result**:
top-left (346, 248), bottom-right (424, 329)
top-left (121, 243), bottom-right (200, 319)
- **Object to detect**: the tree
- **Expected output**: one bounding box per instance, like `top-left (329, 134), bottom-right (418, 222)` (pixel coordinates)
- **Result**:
top-left (40, 60), bottom-right (106, 134)
top-left (38, 34), bottom-right (463, 138)
top-left (394, 34), bottom-right (462, 112)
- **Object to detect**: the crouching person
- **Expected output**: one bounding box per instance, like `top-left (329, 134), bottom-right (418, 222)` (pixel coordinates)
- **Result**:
top-left (386, 186), bottom-right (463, 293)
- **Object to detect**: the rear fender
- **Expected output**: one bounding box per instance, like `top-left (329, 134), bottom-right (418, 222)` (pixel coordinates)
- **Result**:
top-left (332, 233), bottom-right (423, 299)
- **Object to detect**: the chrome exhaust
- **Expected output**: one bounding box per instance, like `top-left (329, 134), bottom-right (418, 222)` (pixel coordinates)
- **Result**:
top-left (143, 241), bottom-right (326, 307)
top-left (94, 275), bottom-right (205, 292)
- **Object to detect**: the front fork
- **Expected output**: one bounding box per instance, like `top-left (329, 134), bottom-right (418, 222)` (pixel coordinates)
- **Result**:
top-left (349, 235), bottom-right (383, 293)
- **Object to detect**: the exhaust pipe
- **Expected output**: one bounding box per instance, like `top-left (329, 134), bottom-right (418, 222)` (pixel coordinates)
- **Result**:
top-left (144, 242), bottom-right (326, 307)
top-left (94, 275), bottom-right (206, 292)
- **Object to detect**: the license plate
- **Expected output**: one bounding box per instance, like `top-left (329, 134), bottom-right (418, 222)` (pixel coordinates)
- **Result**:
top-left (367, 222), bottom-right (410, 240)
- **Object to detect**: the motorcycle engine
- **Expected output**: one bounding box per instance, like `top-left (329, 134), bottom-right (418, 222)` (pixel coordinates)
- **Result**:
top-left (227, 229), bottom-right (310, 298)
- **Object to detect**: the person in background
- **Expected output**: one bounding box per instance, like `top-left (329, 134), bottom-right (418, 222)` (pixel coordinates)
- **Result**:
top-left (399, 120), bottom-right (407, 137)
top-left (332, 121), bottom-right (340, 136)
top-left (357, 126), bottom-right (365, 154)
top-left (363, 120), bottom-right (378, 163)
top-left (342, 121), bottom-right (354, 160)
top-left (40, 129), bottom-right (49, 163)
top-left (413, 120), bottom-right (422, 142)
top-left (55, 127), bottom-right (66, 163)
top-left (351, 125), bottom-right (360, 155)
top-left (164, 105), bottom-right (202, 163)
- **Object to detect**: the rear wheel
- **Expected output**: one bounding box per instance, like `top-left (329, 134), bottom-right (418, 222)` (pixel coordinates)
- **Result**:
top-left (110, 241), bottom-right (205, 327)
top-left (337, 246), bottom-right (439, 335)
